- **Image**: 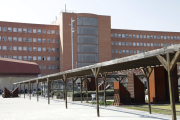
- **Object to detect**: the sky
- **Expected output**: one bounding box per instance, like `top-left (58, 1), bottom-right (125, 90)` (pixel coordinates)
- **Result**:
top-left (0, 0), bottom-right (180, 32)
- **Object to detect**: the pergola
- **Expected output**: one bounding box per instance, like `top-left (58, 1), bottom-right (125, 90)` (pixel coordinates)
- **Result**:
top-left (13, 44), bottom-right (180, 120)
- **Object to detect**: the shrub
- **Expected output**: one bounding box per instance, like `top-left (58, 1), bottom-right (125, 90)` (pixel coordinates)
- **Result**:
top-left (38, 91), bottom-right (41, 95)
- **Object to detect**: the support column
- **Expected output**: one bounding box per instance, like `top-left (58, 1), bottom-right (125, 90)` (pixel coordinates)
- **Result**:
top-left (28, 82), bottom-right (29, 96)
top-left (101, 73), bottom-right (107, 107)
top-left (91, 67), bottom-right (101, 117)
top-left (81, 78), bottom-right (82, 103)
top-left (142, 68), bottom-right (153, 114)
top-left (86, 77), bottom-right (88, 102)
top-left (47, 78), bottom-right (50, 104)
top-left (73, 80), bottom-right (74, 102)
top-left (51, 81), bottom-right (53, 99)
top-left (63, 74), bottom-right (68, 109)
top-left (24, 83), bottom-right (25, 99)
top-left (20, 83), bottom-right (21, 97)
top-left (63, 81), bottom-right (65, 100)
top-left (37, 80), bottom-right (39, 102)
top-left (30, 82), bottom-right (31, 100)
top-left (43, 82), bottom-right (45, 97)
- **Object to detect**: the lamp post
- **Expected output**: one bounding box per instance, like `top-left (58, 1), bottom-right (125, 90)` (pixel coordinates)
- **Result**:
top-left (69, 18), bottom-right (75, 69)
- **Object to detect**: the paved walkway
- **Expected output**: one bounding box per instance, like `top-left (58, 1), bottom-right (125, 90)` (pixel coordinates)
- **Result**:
top-left (0, 95), bottom-right (179, 120)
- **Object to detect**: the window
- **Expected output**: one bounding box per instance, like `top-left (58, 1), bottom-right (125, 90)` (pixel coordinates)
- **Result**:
top-left (171, 36), bottom-right (173, 40)
top-left (0, 26), bottom-right (1, 31)
top-left (114, 34), bottom-right (117, 37)
top-left (28, 29), bottom-right (32, 33)
top-left (38, 38), bottom-right (41, 43)
top-left (118, 42), bottom-right (121, 46)
top-left (42, 39), bottom-right (46, 43)
top-left (3, 36), bottom-right (6, 41)
top-left (151, 43), bottom-right (153, 46)
top-left (160, 36), bottom-right (163, 39)
top-left (38, 56), bottom-right (41, 61)
top-left (52, 30), bottom-right (55, 34)
top-left (56, 48), bottom-right (59, 52)
top-left (52, 39), bottom-right (55, 43)
top-left (33, 56), bottom-right (37, 60)
top-left (33, 47), bottom-right (37, 51)
top-left (52, 48), bottom-right (55, 52)
top-left (13, 28), bottom-right (17, 32)
top-left (18, 37), bottom-right (22, 42)
top-left (167, 36), bottom-right (170, 40)
top-left (56, 65), bottom-right (60, 69)
top-left (23, 56), bottom-right (27, 60)
top-left (47, 65), bottom-right (51, 69)
top-left (56, 30), bottom-right (59, 34)
top-left (18, 28), bottom-right (22, 32)
top-left (28, 47), bottom-right (32, 51)
top-left (147, 35), bottom-right (150, 39)
top-left (13, 46), bottom-right (17, 51)
top-left (111, 42), bottom-right (114, 45)
top-left (23, 28), bottom-right (27, 33)
top-left (13, 56), bottom-right (17, 59)
top-left (23, 37), bottom-right (27, 42)
top-left (3, 27), bottom-right (7, 31)
top-left (129, 34), bottom-right (132, 38)
top-left (111, 33), bottom-right (114, 37)
top-left (43, 65), bottom-right (46, 69)
top-left (119, 50), bottom-right (121, 53)
top-left (28, 38), bottom-right (32, 42)
top-left (164, 44), bottom-right (167, 47)
top-left (122, 34), bottom-right (125, 38)
top-left (3, 46), bottom-right (7, 50)
top-left (126, 50), bottom-right (129, 54)
top-left (38, 29), bottom-right (41, 33)
top-left (158, 43), bottom-right (160, 47)
top-left (164, 36), bottom-right (167, 39)
top-left (42, 47), bottom-right (46, 51)
top-left (56, 39), bottom-right (59, 43)
top-left (136, 35), bottom-right (139, 38)
top-left (8, 27), bottom-right (12, 32)
top-left (47, 56), bottom-right (50, 61)
top-left (122, 42), bottom-right (125, 46)
top-left (140, 43), bottom-right (143, 46)
top-left (8, 46), bottom-right (12, 50)
top-left (39, 65), bottom-right (41, 69)
top-left (47, 48), bottom-right (50, 52)
top-left (133, 42), bottom-right (136, 46)
top-left (0, 36), bottom-right (1, 41)
top-left (144, 35), bottom-right (146, 39)
top-left (118, 34), bottom-right (121, 38)
top-left (28, 56), bottom-right (32, 60)
top-left (154, 43), bottom-right (157, 47)
top-left (147, 43), bottom-right (150, 46)
top-left (126, 42), bottom-right (129, 46)
top-left (177, 36), bottom-right (180, 40)
top-left (0, 46), bottom-right (1, 50)
top-left (137, 42), bottom-right (139, 46)
top-left (133, 34), bottom-right (136, 38)
top-left (38, 47), bottom-right (41, 51)
top-left (33, 29), bottom-right (36, 33)
top-left (56, 57), bottom-right (59, 61)
top-left (52, 65), bottom-right (55, 69)
top-left (144, 43), bottom-right (146, 46)
top-left (115, 42), bottom-right (117, 45)
top-left (52, 57), bottom-right (55, 61)
top-left (157, 36), bottom-right (160, 39)
top-left (150, 35), bottom-right (153, 39)
top-left (18, 56), bottom-right (22, 60)
top-left (8, 55), bottom-right (12, 58)
top-left (154, 36), bottom-right (156, 39)
top-left (140, 35), bottom-right (143, 39)
top-left (174, 36), bottom-right (176, 40)
top-left (33, 38), bottom-right (36, 42)
top-left (18, 46), bottom-right (22, 51)
top-left (13, 37), bottom-right (17, 41)
top-left (115, 49), bottom-right (118, 53)
top-left (47, 39), bottom-right (50, 43)
top-left (42, 56), bottom-right (46, 60)
top-left (23, 47), bottom-right (27, 51)
top-left (122, 50), bottom-right (125, 54)
top-left (161, 43), bottom-right (163, 47)
top-left (130, 50), bottom-right (133, 54)
top-left (129, 42), bottom-right (132, 46)
top-left (42, 29), bottom-right (46, 34)
top-left (47, 30), bottom-right (50, 34)
top-left (126, 34), bottom-right (128, 38)
top-left (134, 50), bottom-right (136, 54)
top-left (111, 49), bottom-right (114, 53)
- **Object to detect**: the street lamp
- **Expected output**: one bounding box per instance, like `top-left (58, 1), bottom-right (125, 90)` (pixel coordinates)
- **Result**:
top-left (69, 18), bottom-right (75, 69)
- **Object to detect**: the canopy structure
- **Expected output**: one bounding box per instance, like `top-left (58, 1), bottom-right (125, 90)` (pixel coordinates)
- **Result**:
top-left (14, 44), bottom-right (180, 120)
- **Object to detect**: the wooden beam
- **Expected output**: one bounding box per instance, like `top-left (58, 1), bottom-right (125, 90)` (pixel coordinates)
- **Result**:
top-left (167, 53), bottom-right (177, 120)
top-left (101, 73), bottom-right (107, 107)
top-left (156, 55), bottom-right (168, 71)
top-left (170, 51), bottom-right (180, 71)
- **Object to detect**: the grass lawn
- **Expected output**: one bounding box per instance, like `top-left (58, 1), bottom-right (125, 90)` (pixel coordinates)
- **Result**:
top-left (86, 101), bottom-right (114, 105)
top-left (122, 104), bottom-right (180, 116)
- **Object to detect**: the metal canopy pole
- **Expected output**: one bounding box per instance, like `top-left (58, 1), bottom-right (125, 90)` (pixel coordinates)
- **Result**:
top-left (47, 78), bottom-right (50, 104)
top-left (91, 67), bottom-right (101, 117)
top-left (86, 77), bottom-right (88, 102)
top-left (24, 83), bottom-right (25, 99)
top-left (43, 82), bottom-right (45, 97)
top-left (63, 74), bottom-right (68, 109)
top-left (73, 80), bottom-right (74, 102)
top-left (28, 82), bottom-right (29, 96)
top-left (63, 81), bottom-right (65, 100)
top-left (30, 81), bottom-right (31, 100)
top-left (37, 80), bottom-right (39, 102)
top-left (20, 83), bottom-right (21, 97)
top-left (81, 78), bottom-right (82, 103)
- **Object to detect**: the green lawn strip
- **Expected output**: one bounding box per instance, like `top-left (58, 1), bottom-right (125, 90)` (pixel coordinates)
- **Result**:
top-left (86, 101), bottom-right (114, 105)
top-left (122, 104), bottom-right (180, 116)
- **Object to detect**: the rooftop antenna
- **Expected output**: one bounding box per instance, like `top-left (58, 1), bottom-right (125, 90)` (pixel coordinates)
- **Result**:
top-left (65, 4), bottom-right (66, 12)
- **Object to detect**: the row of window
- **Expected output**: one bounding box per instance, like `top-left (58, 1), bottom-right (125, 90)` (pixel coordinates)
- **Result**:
top-left (0, 46), bottom-right (59, 52)
top-left (112, 49), bottom-right (148, 54)
top-left (0, 36), bottom-right (59, 43)
top-left (39, 65), bottom-right (59, 70)
top-left (0, 26), bottom-right (59, 34)
top-left (111, 41), bottom-right (175, 47)
top-left (0, 55), bottom-right (59, 61)
top-left (111, 33), bottom-right (180, 40)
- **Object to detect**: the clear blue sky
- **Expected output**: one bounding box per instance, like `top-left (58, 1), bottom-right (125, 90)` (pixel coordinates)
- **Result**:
top-left (1, 0), bottom-right (180, 32)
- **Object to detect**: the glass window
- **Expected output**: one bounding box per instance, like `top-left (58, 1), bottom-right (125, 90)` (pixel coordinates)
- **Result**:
top-left (23, 47), bottom-right (27, 51)
top-left (144, 43), bottom-right (146, 46)
top-left (38, 47), bottom-right (41, 51)
top-left (122, 50), bottom-right (125, 54)
top-left (157, 36), bottom-right (160, 39)
top-left (38, 29), bottom-right (41, 33)
top-left (8, 46), bottom-right (12, 50)
top-left (133, 34), bottom-right (136, 38)
top-left (133, 42), bottom-right (136, 46)
top-left (42, 29), bottom-right (46, 34)
top-left (57, 65), bottom-right (60, 69)
top-left (42, 39), bottom-right (46, 43)
top-left (129, 42), bottom-right (132, 46)
top-left (164, 36), bottom-right (167, 39)
top-left (28, 38), bottom-right (32, 42)
top-left (47, 56), bottom-right (50, 61)
top-left (122, 42), bottom-right (125, 46)
top-left (56, 57), bottom-right (59, 61)
top-left (56, 30), bottom-right (59, 34)
top-left (147, 35), bottom-right (150, 39)
top-left (0, 26), bottom-right (1, 31)
top-left (33, 38), bottom-right (36, 42)
top-left (115, 42), bottom-right (117, 45)
top-left (119, 50), bottom-right (121, 53)
top-left (56, 48), bottom-right (59, 52)
top-left (151, 43), bottom-right (153, 46)
top-left (51, 30), bottom-right (55, 34)
top-left (39, 65), bottom-right (41, 69)
top-left (3, 36), bottom-right (6, 41)
top-left (47, 48), bottom-right (50, 52)
top-left (129, 34), bottom-right (132, 38)
top-left (140, 35), bottom-right (143, 39)
top-left (177, 36), bottom-right (180, 40)
top-left (33, 56), bottom-right (37, 60)
top-left (13, 46), bottom-right (17, 51)
top-left (3, 27), bottom-right (7, 31)
top-left (38, 38), bottom-right (41, 43)
top-left (126, 50), bottom-right (129, 54)
top-left (52, 39), bottom-right (55, 43)
top-left (28, 56), bottom-right (32, 60)
top-left (130, 50), bottom-right (133, 54)
top-left (42, 47), bottom-right (46, 51)
top-left (141, 50), bottom-right (143, 53)
top-left (18, 46), bottom-right (22, 51)
top-left (118, 42), bottom-right (121, 46)
top-left (144, 35), bottom-right (146, 39)
top-left (150, 35), bottom-right (153, 39)
top-left (38, 56), bottom-right (41, 61)
top-left (137, 42), bottom-right (139, 46)
top-left (28, 29), bottom-right (32, 33)
top-left (13, 37), bottom-right (17, 41)
top-left (164, 44), bottom-right (167, 47)
top-left (161, 43), bottom-right (163, 47)
top-left (28, 47), bottom-right (32, 51)
top-left (42, 56), bottom-right (46, 60)
top-left (158, 43), bottom-right (160, 47)
top-left (52, 65), bottom-right (55, 69)
top-left (13, 56), bottom-right (17, 59)
top-left (47, 30), bottom-right (50, 34)
top-left (126, 34), bottom-right (128, 38)
top-left (33, 47), bottom-right (37, 51)
top-left (115, 34), bottom-right (117, 37)
top-left (33, 29), bottom-right (36, 33)
top-left (47, 39), bottom-right (50, 43)
top-left (23, 56), bottom-right (27, 60)
top-left (2, 46), bottom-right (7, 50)
top-left (126, 42), bottom-right (129, 46)
top-left (13, 28), bottom-right (17, 32)
top-left (115, 49), bottom-right (118, 53)
top-left (8, 27), bottom-right (12, 32)
top-left (23, 28), bottom-right (27, 33)
top-left (56, 39), bottom-right (59, 43)
top-left (174, 36), bottom-right (176, 40)
top-left (154, 43), bottom-right (157, 47)
top-left (8, 55), bottom-right (12, 58)
top-left (47, 65), bottom-right (51, 69)
top-left (136, 35), bottom-right (139, 38)
top-left (140, 43), bottom-right (143, 46)
top-left (154, 36), bottom-right (156, 39)
top-left (18, 37), bottom-right (22, 42)
top-left (0, 36), bottom-right (1, 41)
top-left (18, 56), bottom-right (22, 60)
top-left (111, 49), bottom-right (114, 53)
top-left (118, 34), bottom-right (121, 38)
top-left (147, 43), bottom-right (150, 46)
top-left (122, 34), bottom-right (125, 38)
top-left (52, 48), bottom-right (55, 52)
top-left (137, 50), bottom-right (140, 54)
top-left (18, 28), bottom-right (22, 32)
top-left (52, 57), bottom-right (55, 61)
top-left (23, 37), bottom-right (27, 42)
top-left (167, 36), bottom-right (170, 40)
top-left (134, 50), bottom-right (136, 54)
top-left (171, 36), bottom-right (173, 40)
top-left (161, 36), bottom-right (163, 39)
top-left (111, 33), bottom-right (114, 37)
